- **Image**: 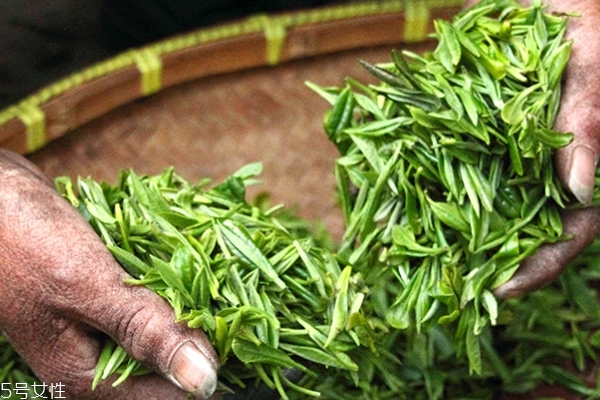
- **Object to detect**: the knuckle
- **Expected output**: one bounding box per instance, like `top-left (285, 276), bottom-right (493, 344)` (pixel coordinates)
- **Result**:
top-left (113, 302), bottom-right (173, 366)
top-left (24, 327), bottom-right (101, 399)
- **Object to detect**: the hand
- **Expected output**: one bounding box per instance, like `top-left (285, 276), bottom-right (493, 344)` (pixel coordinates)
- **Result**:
top-left (0, 149), bottom-right (219, 399)
top-left (463, 0), bottom-right (600, 298)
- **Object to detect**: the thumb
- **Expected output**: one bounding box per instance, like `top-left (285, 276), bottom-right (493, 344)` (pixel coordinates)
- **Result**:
top-left (33, 196), bottom-right (221, 398)
top-left (552, 1), bottom-right (600, 204)
top-left (493, 207), bottom-right (600, 298)
top-left (87, 276), bottom-right (220, 398)
top-left (554, 81), bottom-right (600, 205)
top-left (0, 149), bottom-right (219, 398)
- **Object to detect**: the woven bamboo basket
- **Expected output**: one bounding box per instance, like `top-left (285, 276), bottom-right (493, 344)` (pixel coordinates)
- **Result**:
top-left (0, 0), bottom-right (461, 240)
top-left (0, 1), bottom-right (590, 398)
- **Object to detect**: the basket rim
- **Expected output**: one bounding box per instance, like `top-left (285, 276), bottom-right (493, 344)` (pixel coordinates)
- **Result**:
top-left (0, 0), bottom-right (463, 155)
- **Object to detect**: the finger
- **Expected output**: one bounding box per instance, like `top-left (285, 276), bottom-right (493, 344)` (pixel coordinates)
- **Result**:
top-left (492, 0), bottom-right (600, 298)
top-left (0, 148), bottom-right (52, 185)
top-left (39, 225), bottom-right (220, 398)
top-left (86, 282), bottom-right (220, 399)
top-left (549, 1), bottom-right (600, 204)
top-left (457, 3), bottom-right (600, 204)
top-left (3, 318), bottom-right (196, 400)
top-left (0, 154), bottom-right (219, 398)
top-left (493, 207), bottom-right (600, 299)
top-left (2, 209), bottom-right (219, 398)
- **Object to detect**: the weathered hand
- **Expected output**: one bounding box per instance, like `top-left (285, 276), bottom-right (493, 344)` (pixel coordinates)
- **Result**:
top-left (0, 149), bottom-right (219, 399)
top-left (464, 0), bottom-right (600, 298)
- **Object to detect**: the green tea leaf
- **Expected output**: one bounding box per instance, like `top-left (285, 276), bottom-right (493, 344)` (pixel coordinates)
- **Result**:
top-left (217, 220), bottom-right (286, 290)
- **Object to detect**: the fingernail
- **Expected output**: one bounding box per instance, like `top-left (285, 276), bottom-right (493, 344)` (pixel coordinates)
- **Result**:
top-left (568, 145), bottom-right (597, 205)
top-left (492, 281), bottom-right (518, 300)
top-left (169, 342), bottom-right (218, 399)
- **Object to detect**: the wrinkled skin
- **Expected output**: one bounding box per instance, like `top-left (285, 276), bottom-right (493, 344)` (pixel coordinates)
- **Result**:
top-left (506, 0), bottom-right (600, 298)
top-left (0, 149), bottom-right (220, 399)
top-left (1, 1), bottom-right (600, 398)
top-left (462, 0), bottom-right (600, 298)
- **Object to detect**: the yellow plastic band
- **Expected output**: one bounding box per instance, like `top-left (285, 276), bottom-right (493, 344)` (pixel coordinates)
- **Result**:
top-left (129, 49), bottom-right (163, 95)
top-left (251, 14), bottom-right (288, 65)
top-left (404, 1), bottom-right (431, 43)
top-left (17, 103), bottom-right (46, 152)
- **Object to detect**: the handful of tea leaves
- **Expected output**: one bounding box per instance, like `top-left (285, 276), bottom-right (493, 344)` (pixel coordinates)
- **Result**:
top-left (309, 0), bottom-right (575, 373)
top-left (55, 164), bottom-right (369, 397)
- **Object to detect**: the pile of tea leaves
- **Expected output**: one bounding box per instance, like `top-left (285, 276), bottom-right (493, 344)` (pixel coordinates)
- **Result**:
top-left (308, 0), bottom-right (577, 375)
top-left (3, 166), bottom-right (600, 399)
top-left (55, 164), bottom-right (369, 397)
